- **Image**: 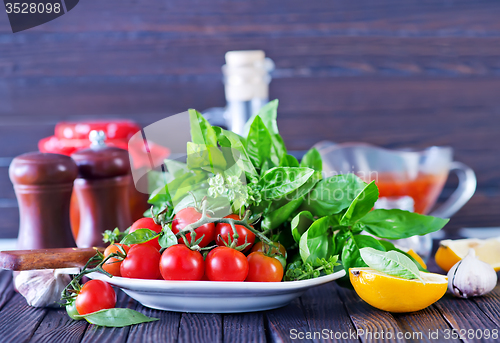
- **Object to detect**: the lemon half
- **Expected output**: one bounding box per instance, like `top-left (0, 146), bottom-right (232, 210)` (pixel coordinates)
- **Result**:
top-left (349, 268), bottom-right (448, 313)
top-left (435, 238), bottom-right (500, 272)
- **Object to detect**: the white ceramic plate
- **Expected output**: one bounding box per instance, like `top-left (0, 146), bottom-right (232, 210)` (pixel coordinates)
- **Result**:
top-left (87, 269), bottom-right (346, 313)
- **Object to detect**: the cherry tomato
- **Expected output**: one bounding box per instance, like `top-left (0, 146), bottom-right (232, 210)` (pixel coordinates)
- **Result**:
top-left (251, 242), bottom-right (287, 258)
top-left (129, 217), bottom-right (162, 250)
top-left (171, 207), bottom-right (215, 248)
top-left (215, 214), bottom-right (255, 252)
top-left (246, 252), bottom-right (284, 282)
top-left (159, 244), bottom-right (204, 281)
top-left (205, 246), bottom-right (249, 281)
top-left (120, 244), bottom-right (161, 279)
top-left (102, 243), bottom-right (130, 277)
top-left (75, 280), bottom-right (116, 315)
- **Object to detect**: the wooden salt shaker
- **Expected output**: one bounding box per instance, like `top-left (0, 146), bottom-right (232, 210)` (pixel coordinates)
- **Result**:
top-left (71, 131), bottom-right (132, 248)
top-left (9, 152), bottom-right (78, 249)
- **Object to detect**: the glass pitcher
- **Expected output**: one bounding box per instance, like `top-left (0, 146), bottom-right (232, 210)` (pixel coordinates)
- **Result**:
top-left (314, 142), bottom-right (477, 260)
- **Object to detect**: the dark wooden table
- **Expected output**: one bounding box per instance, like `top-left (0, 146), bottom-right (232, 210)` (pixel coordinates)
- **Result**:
top-left (0, 251), bottom-right (499, 343)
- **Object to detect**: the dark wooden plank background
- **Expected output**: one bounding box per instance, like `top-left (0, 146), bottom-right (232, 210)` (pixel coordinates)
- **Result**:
top-left (1, 0), bottom-right (500, 237)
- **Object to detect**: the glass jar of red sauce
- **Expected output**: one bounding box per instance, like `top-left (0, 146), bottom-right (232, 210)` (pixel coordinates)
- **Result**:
top-left (39, 120), bottom-right (161, 239)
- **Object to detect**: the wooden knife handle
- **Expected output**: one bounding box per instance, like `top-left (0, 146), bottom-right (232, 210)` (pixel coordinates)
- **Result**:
top-left (0, 248), bottom-right (104, 271)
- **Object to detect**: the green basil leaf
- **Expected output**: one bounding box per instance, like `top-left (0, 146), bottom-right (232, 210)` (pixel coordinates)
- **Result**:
top-left (279, 154), bottom-right (300, 168)
top-left (158, 225), bottom-right (178, 249)
top-left (164, 159), bottom-right (189, 178)
top-left (261, 197), bottom-right (304, 231)
top-left (359, 247), bottom-right (423, 281)
top-left (360, 209), bottom-right (449, 239)
top-left (302, 174), bottom-right (367, 217)
top-left (147, 170), bottom-right (173, 195)
top-left (170, 170), bottom-right (208, 204)
top-left (189, 109), bottom-right (217, 147)
top-left (120, 228), bottom-right (159, 245)
top-left (333, 228), bottom-right (350, 256)
top-left (259, 167), bottom-right (314, 201)
top-left (299, 217), bottom-right (335, 266)
top-left (341, 233), bottom-right (386, 274)
top-left (300, 147), bottom-right (322, 179)
top-left (340, 181), bottom-right (378, 225)
top-left (186, 142), bottom-right (227, 174)
top-left (246, 116), bottom-right (272, 169)
top-left (378, 240), bottom-right (429, 272)
top-left (271, 134), bottom-right (287, 164)
top-left (291, 211), bottom-right (314, 243)
top-left (78, 308), bottom-right (159, 327)
top-left (243, 99), bottom-right (279, 137)
top-left (213, 127), bottom-right (257, 178)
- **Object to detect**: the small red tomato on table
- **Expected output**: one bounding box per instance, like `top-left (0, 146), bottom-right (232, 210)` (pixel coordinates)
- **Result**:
top-left (75, 280), bottom-right (116, 315)
top-left (128, 217), bottom-right (163, 250)
top-left (215, 214), bottom-right (255, 252)
top-left (171, 207), bottom-right (215, 247)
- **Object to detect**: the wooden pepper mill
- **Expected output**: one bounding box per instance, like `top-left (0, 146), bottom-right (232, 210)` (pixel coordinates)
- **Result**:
top-left (9, 152), bottom-right (78, 249)
top-left (71, 130), bottom-right (132, 248)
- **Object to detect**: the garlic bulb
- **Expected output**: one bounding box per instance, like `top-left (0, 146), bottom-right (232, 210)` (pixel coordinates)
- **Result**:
top-left (447, 249), bottom-right (497, 298)
top-left (15, 268), bottom-right (78, 308)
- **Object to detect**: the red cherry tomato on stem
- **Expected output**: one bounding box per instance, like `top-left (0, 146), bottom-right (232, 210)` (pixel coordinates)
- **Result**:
top-left (205, 246), bottom-right (249, 281)
top-left (129, 217), bottom-right (162, 250)
top-left (171, 207), bottom-right (215, 247)
top-left (75, 280), bottom-right (116, 315)
top-left (102, 243), bottom-right (130, 277)
top-left (215, 214), bottom-right (255, 252)
top-left (120, 244), bottom-right (161, 279)
top-left (246, 252), bottom-right (284, 282)
top-left (160, 244), bottom-right (205, 281)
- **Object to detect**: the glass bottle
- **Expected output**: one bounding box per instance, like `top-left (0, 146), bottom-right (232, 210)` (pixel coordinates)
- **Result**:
top-left (203, 50), bottom-right (274, 135)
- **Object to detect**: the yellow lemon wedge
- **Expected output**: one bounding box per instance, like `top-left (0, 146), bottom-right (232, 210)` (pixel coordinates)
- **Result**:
top-left (349, 268), bottom-right (448, 313)
top-left (406, 249), bottom-right (427, 269)
top-left (435, 238), bottom-right (500, 272)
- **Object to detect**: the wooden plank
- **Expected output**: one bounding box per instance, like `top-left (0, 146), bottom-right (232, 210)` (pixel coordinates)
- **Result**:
top-left (265, 298), bottom-right (313, 343)
top-left (5, 77), bottom-right (500, 118)
top-left (392, 306), bottom-right (460, 343)
top-left (335, 284), bottom-right (405, 343)
top-left (3, 0), bottom-right (500, 35)
top-left (177, 313), bottom-right (222, 343)
top-left (127, 305), bottom-right (181, 343)
top-left (300, 283), bottom-right (360, 342)
top-left (0, 168), bottom-right (15, 199)
top-left (0, 293), bottom-right (47, 343)
top-left (434, 293), bottom-right (499, 343)
top-left (223, 312), bottom-right (266, 343)
top-left (6, 36), bottom-right (500, 79)
top-left (29, 307), bottom-right (87, 343)
top-left (80, 290), bottom-right (135, 343)
top-left (471, 284), bottom-right (500, 327)
top-left (0, 270), bottom-right (14, 311)
top-left (0, 208), bottom-right (19, 239)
